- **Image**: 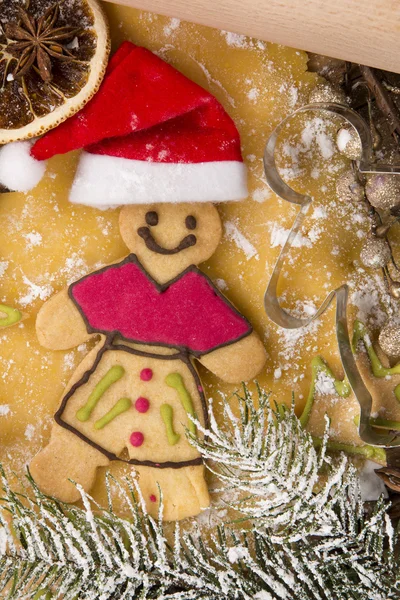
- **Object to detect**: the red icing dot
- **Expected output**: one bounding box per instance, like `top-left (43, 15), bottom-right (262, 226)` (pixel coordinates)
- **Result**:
top-left (198, 385), bottom-right (203, 393)
top-left (135, 397), bottom-right (150, 413)
top-left (130, 431), bottom-right (144, 447)
top-left (140, 368), bottom-right (153, 381)
top-left (149, 494), bottom-right (157, 503)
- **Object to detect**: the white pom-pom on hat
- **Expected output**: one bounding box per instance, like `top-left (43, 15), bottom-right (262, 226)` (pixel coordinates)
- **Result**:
top-left (0, 141), bottom-right (46, 192)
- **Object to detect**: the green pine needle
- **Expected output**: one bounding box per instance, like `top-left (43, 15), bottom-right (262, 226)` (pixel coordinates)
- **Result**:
top-left (0, 385), bottom-right (399, 599)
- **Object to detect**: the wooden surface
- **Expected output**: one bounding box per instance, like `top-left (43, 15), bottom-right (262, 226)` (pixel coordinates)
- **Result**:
top-left (103, 0), bottom-right (400, 73)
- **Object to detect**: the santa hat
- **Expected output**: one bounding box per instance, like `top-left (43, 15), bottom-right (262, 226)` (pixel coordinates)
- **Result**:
top-left (0, 42), bottom-right (248, 207)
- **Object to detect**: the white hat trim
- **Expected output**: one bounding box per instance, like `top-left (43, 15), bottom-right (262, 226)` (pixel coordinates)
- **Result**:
top-left (69, 152), bottom-right (248, 207)
top-left (0, 141), bottom-right (46, 193)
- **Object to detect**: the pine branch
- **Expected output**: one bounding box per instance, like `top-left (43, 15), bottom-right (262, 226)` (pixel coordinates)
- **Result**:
top-left (0, 385), bottom-right (399, 599)
top-left (190, 386), bottom-right (354, 540)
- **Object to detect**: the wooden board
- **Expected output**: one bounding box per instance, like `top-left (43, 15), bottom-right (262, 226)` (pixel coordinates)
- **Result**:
top-left (103, 0), bottom-right (400, 73)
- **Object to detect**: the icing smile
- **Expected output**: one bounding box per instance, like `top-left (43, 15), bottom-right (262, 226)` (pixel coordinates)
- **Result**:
top-left (137, 227), bottom-right (197, 255)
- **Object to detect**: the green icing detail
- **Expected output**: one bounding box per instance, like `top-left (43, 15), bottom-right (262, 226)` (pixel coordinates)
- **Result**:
top-left (300, 356), bottom-right (350, 428)
top-left (298, 321), bottom-right (400, 462)
top-left (352, 320), bottom-right (400, 378)
top-left (0, 304), bottom-right (22, 328)
top-left (312, 436), bottom-right (386, 463)
top-left (370, 417), bottom-right (400, 431)
top-left (165, 372), bottom-right (196, 434)
top-left (160, 403), bottom-right (181, 445)
top-left (94, 397), bottom-right (131, 430)
top-left (395, 384), bottom-right (400, 404)
top-left (354, 413), bottom-right (398, 438)
top-left (76, 365), bottom-right (125, 422)
top-left (353, 319), bottom-right (400, 419)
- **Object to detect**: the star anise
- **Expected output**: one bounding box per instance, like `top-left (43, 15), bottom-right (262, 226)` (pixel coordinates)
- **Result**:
top-left (3, 4), bottom-right (81, 82)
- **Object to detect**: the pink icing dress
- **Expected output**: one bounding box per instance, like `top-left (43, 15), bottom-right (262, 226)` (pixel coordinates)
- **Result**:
top-left (69, 255), bottom-right (251, 354)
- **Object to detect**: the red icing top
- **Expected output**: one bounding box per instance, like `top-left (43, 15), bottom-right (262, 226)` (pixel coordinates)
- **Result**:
top-left (70, 258), bottom-right (251, 354)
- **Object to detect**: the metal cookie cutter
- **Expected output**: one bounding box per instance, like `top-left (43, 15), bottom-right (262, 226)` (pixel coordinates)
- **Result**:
top-left (264, 102), bottom-right (400, 447)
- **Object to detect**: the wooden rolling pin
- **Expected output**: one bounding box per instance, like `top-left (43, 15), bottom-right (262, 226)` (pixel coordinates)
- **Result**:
top-left (104, 0), bottom-right (400, 73)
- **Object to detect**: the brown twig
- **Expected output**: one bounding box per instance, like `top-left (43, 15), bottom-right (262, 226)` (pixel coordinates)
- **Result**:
top-left (359, 65), bottom-right (400, 141)
top-left (382, 81), bottom-right (400, 95)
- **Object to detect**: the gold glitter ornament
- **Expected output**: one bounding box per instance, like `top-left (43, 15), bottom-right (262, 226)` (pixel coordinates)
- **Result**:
top-left (309, 82), bottom-right (347, 104)
top-left (336, 127), bottom-right (362, 160)
top-left (335, 170), bottom-right (364, 203)
top-left (360, 234), bottom-right (391, 269)
top-left (365, 174), bottom-right (400, 210)
top-left (379, 319), bottom-right (400, 356)
top-left (389, 280), bottom-right (400, 299)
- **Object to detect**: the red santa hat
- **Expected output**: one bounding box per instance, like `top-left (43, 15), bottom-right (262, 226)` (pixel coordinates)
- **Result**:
top-left (0, 42), bottom-right (248, 207)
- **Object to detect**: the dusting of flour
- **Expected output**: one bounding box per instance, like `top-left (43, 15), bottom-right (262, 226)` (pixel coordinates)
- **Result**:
top-left (224, 221), bottom-right (259, 260)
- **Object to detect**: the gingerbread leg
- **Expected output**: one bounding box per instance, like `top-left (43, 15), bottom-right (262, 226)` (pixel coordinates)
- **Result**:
top-left (30, 424), bottom-right (110, 502)
top-left (134, 464), bottom-right (210, 521)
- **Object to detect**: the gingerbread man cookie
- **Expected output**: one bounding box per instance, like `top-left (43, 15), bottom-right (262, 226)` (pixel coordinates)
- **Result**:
top-left (4, 41), bottom-right (267, 520)
top-left (31, 203), bottom-right (266, 520)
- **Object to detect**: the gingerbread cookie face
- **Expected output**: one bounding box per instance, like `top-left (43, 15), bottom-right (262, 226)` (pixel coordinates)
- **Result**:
top-left (119, 203), bottom-right (222, 282)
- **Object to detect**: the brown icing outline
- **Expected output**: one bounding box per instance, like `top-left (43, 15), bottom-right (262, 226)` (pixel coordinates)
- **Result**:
top-left (55, 338), bottom-right (208, 468)
top-left (68, 253), bottom-right (253, 357)
top-left (137, 226), bottom-right (197, 254)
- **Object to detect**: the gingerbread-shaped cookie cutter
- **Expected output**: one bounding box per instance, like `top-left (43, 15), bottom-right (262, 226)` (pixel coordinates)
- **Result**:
top-left (264, 102), bottom-right (400, 447)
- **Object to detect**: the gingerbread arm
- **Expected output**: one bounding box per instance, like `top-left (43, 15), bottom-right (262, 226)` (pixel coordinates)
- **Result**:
top-left (36, 288), bottom-right (93, 350)
top-left (197, 331), bottom-right (267, 383)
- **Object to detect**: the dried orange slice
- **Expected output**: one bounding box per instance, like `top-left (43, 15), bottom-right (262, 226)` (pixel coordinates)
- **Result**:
top-left (0, 0), bottom-right (110, 143)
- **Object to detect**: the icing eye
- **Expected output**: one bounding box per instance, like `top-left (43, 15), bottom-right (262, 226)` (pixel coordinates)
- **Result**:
top-left (185, 215), bottom-right (197, 230)
top-left (145, 211), bottom-right (158, 226)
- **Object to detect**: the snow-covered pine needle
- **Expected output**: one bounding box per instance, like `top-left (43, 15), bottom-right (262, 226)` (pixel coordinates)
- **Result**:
top-left (191, 386), bottom-right (350, 539)
top-left (0, 385), bottom-right (398, 599)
